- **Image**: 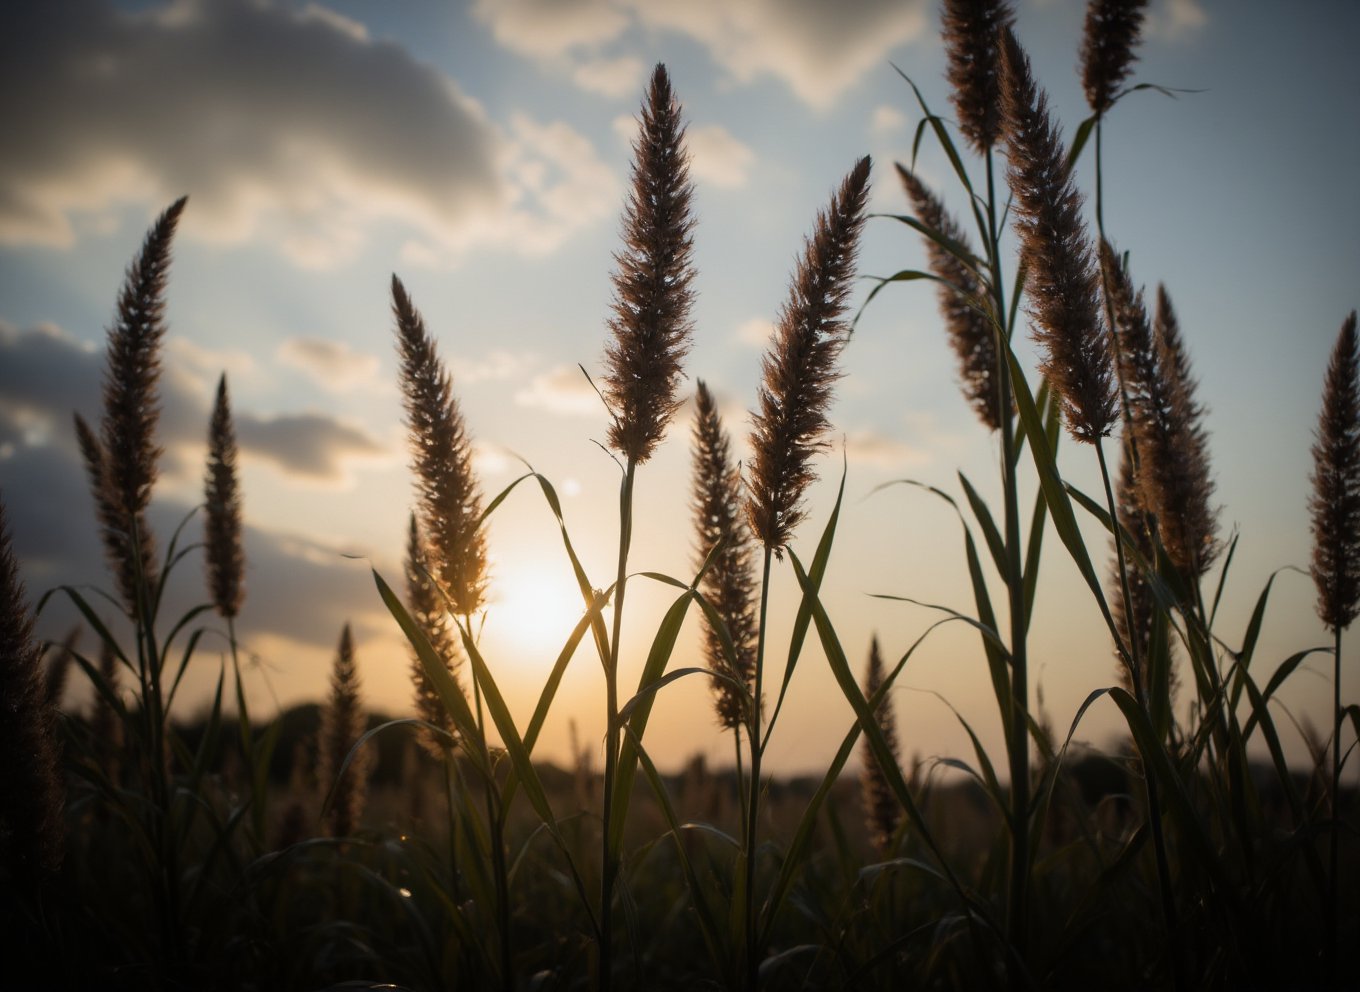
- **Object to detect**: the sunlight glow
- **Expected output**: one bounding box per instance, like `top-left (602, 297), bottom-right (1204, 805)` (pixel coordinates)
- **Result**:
top-left (488, 563), bottom-right (589, 662)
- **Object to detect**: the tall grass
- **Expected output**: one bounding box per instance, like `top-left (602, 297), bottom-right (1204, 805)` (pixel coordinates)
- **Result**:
top-left (2, 2), bottom-right (1356, 989)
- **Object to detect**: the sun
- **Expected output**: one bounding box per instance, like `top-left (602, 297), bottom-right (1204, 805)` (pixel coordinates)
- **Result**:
top-left (488, 562), bottom-right (591, 660)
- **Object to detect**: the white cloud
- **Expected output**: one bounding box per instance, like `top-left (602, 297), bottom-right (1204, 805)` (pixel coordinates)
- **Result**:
top-left (514, 365), bottom-right (603, 416)
top-left (572, 55), bottom-right (645, 98)
top-left (404, 112), bottom-right (619, 265)
top-left (473, 0), bottom-right (929, 108)
top-left (0, 0), bottom-right (616, 267)
top-left (451, 349), bottom-right (536, 385)
top-left (736, 317), bottom-right (775, 347)
top-left (870, 104), bottom-right (907, 136)
top-left (470, 0), bottom-right (629, 58)
top-left (277, 336), bottom-right (381, 391)
top-left (686, 125), bottom-right (756, 189)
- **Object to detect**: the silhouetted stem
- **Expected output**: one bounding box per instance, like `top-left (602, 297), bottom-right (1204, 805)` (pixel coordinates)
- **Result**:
top-left (599, 460), bottom-right (636, 992)
top-left (1095, 438), bottom-right (1183, 992)
top-left (745, 547), bottom-right (774, 992)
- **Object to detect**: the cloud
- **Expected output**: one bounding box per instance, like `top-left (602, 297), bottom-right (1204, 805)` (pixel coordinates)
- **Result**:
top-left (1145, 0), bottom-right (1208, 41)
top-left (514, 365), bottom-right (603, 416)
top-left (843, 428), bottom-right (927, 470)
top-left (736, 317), bottom-right (775, 347)
top-left (277, 336), bottom-right (381, 391)
top-left (470, 0), bottom-right (629, 59)
top-left (686, 125), bottom-right (756, 189)
top-left (235, 411), bottom-right (386, 480)
top-left (450, 349), bottom-right (536, 385)
top-left (572, 55), bottom-right (645, 98)
top-left (166, 338), bottom-right (256, 386)
top-left (0, 320), bottom-right (386, 482)
top-left (0, 436), bottom-right (387, 657)
top-left (870, 104), bottom-right (907, 136)
top-left (0, 0), bottom-right (614, 266)
top-left (474, 0), bottom-right (930, 109)
top-left (404, 112), bottom-right (619, 265)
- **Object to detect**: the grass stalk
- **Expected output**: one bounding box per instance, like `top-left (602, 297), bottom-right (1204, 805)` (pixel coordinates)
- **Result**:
top-left (599, 459), bottom-right (636, 992)
top-left (744, 546), bottom-right (774, 992)
top-left (985, 148), bottom-right (1032, 979)
top-left (1094, 437), bottom-right (1183, 990)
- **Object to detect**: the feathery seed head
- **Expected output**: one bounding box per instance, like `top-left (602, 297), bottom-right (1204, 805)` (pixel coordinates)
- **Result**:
top-left (1101, 246), bottom-right (1217, 575)
top-left (746, 156), bottom-right (872, 552)
top-left (941, 0), bottom-right (1016, 155)
top-left (392, 274), bottom-right (488, 618)
top-left (999, 31), bottom-right (1116, 444)
top-left (318, 623), bottom-right (370, 838)
top-left (1150, 285), bottom-right (1217, 574)
top-left (691, 382), bottom-right (759, 729)
top-left (205, 373), bottom-right (244, 619)
top-left (98, 196), bottom-right (188, 606)
top-left (405, 512), bottom-right (464, 757)
top-left (859, 635), bottom-right (903, 857)
top-left (896, 163), bottom-right (1006, 430)
top-left (1080, 0), bottom-right (1149, 115)
top-left (603, 63), bottom-right (697, 465)
top-left (0, 495), bottom-right (65, 887)
top-left (1310, 311), bottom-right (1360, 632)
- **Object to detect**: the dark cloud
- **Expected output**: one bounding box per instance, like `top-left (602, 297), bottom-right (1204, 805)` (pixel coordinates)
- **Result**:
top-left (0, 0), bottom-right (504, 264)
top-left (0, 321), bottom-right (385, 480)
top-left (236, 410), bottom-right (384, 478)
top-left (0, 404), bottom-right (386, 662)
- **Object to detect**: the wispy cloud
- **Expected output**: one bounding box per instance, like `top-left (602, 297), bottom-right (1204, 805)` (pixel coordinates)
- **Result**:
top-left (0, 319), bottom-right (387, 483)
top-left (843, 428), bottom-right (928, 470)
top-left (870, 104), bottom-right (907, 137)
top-left (1145, 0), bottom-right (1208, 42)
top-left (277, 337), bottom-right (381, 392)
top-left (572, 55), bottom-right (645, 98)
top-left (450, 349), bottom-right (536, 385)
top-left (514, 364), bottom-right (603, 416)
top-left (736, 317), bottom-right (775, 348)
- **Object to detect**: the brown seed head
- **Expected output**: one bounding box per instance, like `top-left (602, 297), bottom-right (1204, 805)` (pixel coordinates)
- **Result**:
top-left (999, 31), bottom-right (1116, 444)
top-left (859, 635), bottom-right (903, 857)
top-left (404, 512), bottom-right (464, 758)
top-left (74, 412), bottom-right (138, 610)
top-left (603, 63), bottom-right (696, 465)
top-left (1310, 312), bottom-right (1360, 632)
top-left (392, 275), bottom-right (488, 618)
top-left (89, 637), bottom-right (124, 787)
top-left (0, 495), bottom-right (65, 888)
top-left (98, 196), bottom-right (188, 605)
top-left (1150, 285), bottom-right (1217, 574)
top-left (746, 156), bottom-right (872, 552)
top-left (896, 163), bottom-right (1006, 430)
top-left (205, 374), bottom-right (244, 619)
top-left (941, 0), bottom-right (1016, 155)
top-left (318, 623), bottom-right (370, 838)
top-left (1080, 0), bottom-right (1149, 115)
top-left (691, 382), bottom-right (759, 730)
top-left (1101, 246), bottom-right (1216, 576)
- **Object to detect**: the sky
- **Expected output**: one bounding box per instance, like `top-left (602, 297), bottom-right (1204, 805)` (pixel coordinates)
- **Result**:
top-left (2, 0), bottom-right (1357, 780)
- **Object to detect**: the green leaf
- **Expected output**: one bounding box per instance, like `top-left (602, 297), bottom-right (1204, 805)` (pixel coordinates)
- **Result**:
top-left (958, 471), bottom-right (1007, 580)
top-left (764, 469), bottom-right (845, 746)
top-left (1065, 115), bottom-right (1098, 176)
top-left (607, 589), bottom-right (696, 858)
